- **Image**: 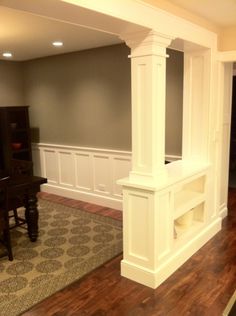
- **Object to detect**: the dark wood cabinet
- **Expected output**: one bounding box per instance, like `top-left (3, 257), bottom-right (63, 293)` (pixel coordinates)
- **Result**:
top-left (0, 106), bottom-right (32, 173)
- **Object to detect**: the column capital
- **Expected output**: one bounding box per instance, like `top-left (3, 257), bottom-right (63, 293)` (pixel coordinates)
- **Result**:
top-left (120, 30), bottom-right (175, 57)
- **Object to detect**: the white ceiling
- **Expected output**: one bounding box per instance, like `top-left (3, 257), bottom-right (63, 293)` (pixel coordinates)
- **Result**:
top-left (168, 0), bottom-right (236, 27)
top-left (0, 6), bottom-right (123, 61)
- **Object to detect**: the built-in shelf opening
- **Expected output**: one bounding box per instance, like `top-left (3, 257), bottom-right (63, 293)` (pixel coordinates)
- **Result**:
top-left (174, 202), bottom-right (205, 239)
top-left (181, 175), bottom-right (205, 192)
top-left (173, 174), bottom-right (206, 241)
top-left (174, 175), bottom-right (205, 217)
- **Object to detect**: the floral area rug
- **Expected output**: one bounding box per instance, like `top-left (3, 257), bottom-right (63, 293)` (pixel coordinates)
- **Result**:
top-left (0, 199), bottom-right (122, 316)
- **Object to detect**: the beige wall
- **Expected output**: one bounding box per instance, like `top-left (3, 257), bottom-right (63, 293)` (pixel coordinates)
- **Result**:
top-left (166, 48), bottom-right (183, 156)
top-left (0, 44), bottom-right (183, 155)
top-left (0, 61), bottom-right (24, 106)
top-left (23, 44), bottom-right (132, 150)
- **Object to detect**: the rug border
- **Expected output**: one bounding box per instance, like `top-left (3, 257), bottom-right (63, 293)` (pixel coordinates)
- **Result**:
top-left (40, 198), bottom-right (122, 228)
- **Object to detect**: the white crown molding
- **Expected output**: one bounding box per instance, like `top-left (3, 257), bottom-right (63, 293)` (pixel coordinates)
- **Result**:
top-left (217, 50), bottom-right (236, 62)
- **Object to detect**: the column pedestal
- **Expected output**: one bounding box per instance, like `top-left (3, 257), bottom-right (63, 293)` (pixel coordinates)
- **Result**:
top-left (118, 30), bottom-right (175, 288)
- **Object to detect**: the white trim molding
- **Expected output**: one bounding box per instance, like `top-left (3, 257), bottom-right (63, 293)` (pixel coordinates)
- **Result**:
top-left (32, 143), bottom-right (132, 210)
top-left (165, 154), bottom-right (181, 162)
top-left (218, 51), bottom-right (236, 62)
top-left (219, 203), bottom-right (228, 218)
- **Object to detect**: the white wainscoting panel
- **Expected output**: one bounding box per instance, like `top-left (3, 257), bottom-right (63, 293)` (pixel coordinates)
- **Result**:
top-left (112, 157), bottom-right (132, 197)
top-left (43, 149), bottom-right (59, 184)
top-left (75, 153), bottom-right (92, 191)
top-left (32, 143), bottom-right (132, 210)
top-left (58, 151), bottom-right (75, 187)
top-left (94, 155), bottom-right (111, 195)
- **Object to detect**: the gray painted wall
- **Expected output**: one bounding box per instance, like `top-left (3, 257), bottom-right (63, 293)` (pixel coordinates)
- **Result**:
top-left (23, 44), bottom-right (132, 150)
top-left (0, 61), bottom-right (24, 106)
top-left (166, 49), bottom-right (183, 156)
top-left (0, 44), bottom-right (183, 155)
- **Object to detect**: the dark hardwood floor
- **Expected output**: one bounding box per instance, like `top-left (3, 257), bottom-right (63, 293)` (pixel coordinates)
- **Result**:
top-left (22, 190), bottom-right (236, 316)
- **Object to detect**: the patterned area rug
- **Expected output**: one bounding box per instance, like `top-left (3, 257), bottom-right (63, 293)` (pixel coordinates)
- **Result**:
top-left (0, 199), bottom-right (122, 316)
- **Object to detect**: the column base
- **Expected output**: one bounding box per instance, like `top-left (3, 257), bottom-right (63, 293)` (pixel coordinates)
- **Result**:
top-left (129, 167), bottom-right (168, 186)
top-left (121, 218), bottom-right (221, 289)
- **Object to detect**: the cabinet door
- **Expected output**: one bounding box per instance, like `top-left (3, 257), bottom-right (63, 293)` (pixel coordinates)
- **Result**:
top-left (8, 107), bottom-right (32, 162)
top-left (0, 106), bottom-right (33, 173)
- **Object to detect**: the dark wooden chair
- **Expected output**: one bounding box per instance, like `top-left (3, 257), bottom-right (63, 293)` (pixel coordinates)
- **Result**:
top-left (9, 159), bottom-right (33, 229)
top-left (0, 176), bottom-right (13, 261)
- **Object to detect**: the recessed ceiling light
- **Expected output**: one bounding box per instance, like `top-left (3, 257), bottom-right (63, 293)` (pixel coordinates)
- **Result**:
top-left (52, 41), bottom-right (63, 47)
top-left (2, 52), bottom-right (13, 58)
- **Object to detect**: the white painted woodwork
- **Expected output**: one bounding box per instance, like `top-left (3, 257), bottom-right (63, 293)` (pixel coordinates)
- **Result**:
top-left (118, 28), bottom-right (222, 288)
top-left (165, 154), bottom-right (182, 162)
top-left (218, 51), bottom-right (236, 62)
top-left (119, 161), bottom-right (221, 288)
top-left (121, 30), bottom-right (174, 184)
top-left (58, 151), bottom-right (75, 187)
top-left (182, 50), bottom-right (211, 162)
top-left (219, 64), bottom-right (233, 217)
top-left (126, 190), bottom-right (151, 265)
top-left (112, 157), bottom-right (131, 197)
top-left (32, 143), bottom-right (179, 211)
top-left (75, 153), bottom-right (92, 191)
top-left (94, 155), bottom-right (111, 194)
top-left (32, 143), bottom-right (132, 210)
top-left (43, 149), bottom-right (59, 184)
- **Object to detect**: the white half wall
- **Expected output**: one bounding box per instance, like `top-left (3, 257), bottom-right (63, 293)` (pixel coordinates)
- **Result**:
top-left (32, 143), bottom-right (181, 210)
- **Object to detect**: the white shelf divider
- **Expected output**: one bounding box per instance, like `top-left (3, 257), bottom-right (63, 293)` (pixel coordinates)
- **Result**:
top-left (174, 190), bottom-right (205, 219)
top-left (174, 219), bottom-right (204, 240)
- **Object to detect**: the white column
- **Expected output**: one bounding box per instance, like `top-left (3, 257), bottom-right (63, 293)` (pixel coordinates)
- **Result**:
top-left (118, 30), bottom-right (175, 288)
top-left (123, 30), bottom-right (174, 184)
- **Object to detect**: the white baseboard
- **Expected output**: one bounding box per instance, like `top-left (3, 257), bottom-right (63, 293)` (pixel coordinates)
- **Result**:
top-left (42, 183), bottom-right (123, 210)
top-left (219, 203), bottom-right (228, 218)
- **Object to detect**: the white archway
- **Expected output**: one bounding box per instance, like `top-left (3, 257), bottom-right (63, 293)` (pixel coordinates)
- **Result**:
top-left (1, 0), bottom-right (230, 288)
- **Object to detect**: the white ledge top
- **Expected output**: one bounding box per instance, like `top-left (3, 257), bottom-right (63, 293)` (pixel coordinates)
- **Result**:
top-left (118, 160), bottom-right (210, 191)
